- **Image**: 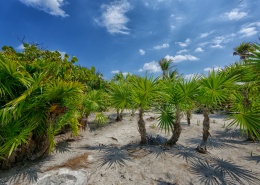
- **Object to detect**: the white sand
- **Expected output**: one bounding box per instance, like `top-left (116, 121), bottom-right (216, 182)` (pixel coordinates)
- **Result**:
top-left (1, 111), bottom-right (260, 185)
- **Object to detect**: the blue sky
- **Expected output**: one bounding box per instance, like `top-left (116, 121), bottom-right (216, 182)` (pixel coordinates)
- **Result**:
top-left (0, 0), bottom-right (260, 79)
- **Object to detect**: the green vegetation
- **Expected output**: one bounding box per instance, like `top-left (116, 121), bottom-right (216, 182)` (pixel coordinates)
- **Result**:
top-left (1, 40), bottom-right (260, 169)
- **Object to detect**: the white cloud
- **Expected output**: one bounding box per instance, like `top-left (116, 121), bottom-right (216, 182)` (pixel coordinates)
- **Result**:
top-left (210, 44), bottom-right (224, 49)
top-left (238, 22), bottom-right (260, 37)
top-left (209, 34), bottom-right (235, 48)
top-left (139, 49), bottom-right (145, 55)
top-left (170, 25), bottom-right (176, 30)
top-left (122, 72), bottom-right (131, 76)
top-left (200, 30), bottom-right (214, 38)
top-left (58, 51), bottom-right (66, 59)
top-left (204, 66), bottom-right (222, 72)
top-left (199, 42), bottom-right (210, 47)
top-left (111, 70), bottom-right (120, 74)
top-left (194, 47), bottom-right (204, 52)
top-left (19, 0), bottom-right (68, 17)
top-left (239, 27), bottom-right (257, 37)
top-left (184, 74), bottom-right (196, 79)
top-left (175, 38), bottom-right (191, 48)
top-left (243, 22), bottom-right (260, 28)
top-left (154, 43), bottom-right (169, 50)
top-left (16, 44), bottom-right (24, 50)
top-left (96, 0), bottom-right (131, 35)
top-left (139, 61), bottom-right (161, 73)
top-left (224, 9), bottom-right (247, 20)
top-left (177, 49), bottom-right (188, 54)
top-left (165, 54), bottom-right (199, 63)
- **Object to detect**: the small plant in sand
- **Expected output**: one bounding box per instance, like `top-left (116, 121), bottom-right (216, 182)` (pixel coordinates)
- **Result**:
top-left (150, 123), bottom-right (156, 129)
top-left (196, 120), bottom-right (200, 126)
top-left (212, 119), bottom-right (216, 124)
top-left (94, 113), bottom-right (108, 126)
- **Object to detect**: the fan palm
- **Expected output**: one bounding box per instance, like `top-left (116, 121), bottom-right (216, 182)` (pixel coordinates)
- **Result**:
top-left (0, 50), bottom-right (87, 168)
top-left (109, 81), bottom-right (133, 121)
top-left (227, 42), bottom-right (260, 140)
top-left (81, 89), bottom-right (108, 128)
top-left (158, 58), bottom-right (173, 78)
top-left (158, 75), bottom-right (200, 145)
top-left (233, 42), bottom-right (254, 60)
top-left (196, 70), bottom-right (238, 153)
top-left (131, 76), bottom-right (161, 144)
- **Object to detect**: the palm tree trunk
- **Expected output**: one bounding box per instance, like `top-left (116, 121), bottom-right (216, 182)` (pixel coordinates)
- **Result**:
top-left (168, 109), bottom-right (182, 145)
top-left (187, 110), bottom-right (191, 126)
top-left (241, 89), bottom-right (256, 141)
top-left (115, 109), bottom-right (122, 121)
top-left (197, 108), bottom-right (210, 153)
top-left (138, 108), bottom-right (147, 144)
top-left (80, 114), bottom-right (89, 130)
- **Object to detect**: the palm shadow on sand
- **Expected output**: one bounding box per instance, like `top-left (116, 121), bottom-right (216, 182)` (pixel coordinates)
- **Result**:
top-left (0, 166), bottom-right (43, 185)
top-left (84, 144), bottom-right (134, 169)
top-left (80, 131), bottom-right (260, 185)
top-left (190, 155), bottom-right (260, 185)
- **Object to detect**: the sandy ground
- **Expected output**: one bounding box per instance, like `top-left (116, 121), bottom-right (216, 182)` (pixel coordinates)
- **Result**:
top-left (1, 111), bottom-right (260, 185)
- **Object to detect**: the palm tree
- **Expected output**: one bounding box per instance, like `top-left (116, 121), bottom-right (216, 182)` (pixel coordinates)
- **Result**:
top-left (227, 42), bottom-right (260, 141)
top-left (233, 42), bottom-right (254, 60)
top-left (81, 89), bottom-right (107, 129)
top-left (0, 44), bottom-right (100, 169)
top-left (158, 58), bottom-right (173, 78)
top-left (109, 81), bottom-right (133, 121)
top-left (158, 75), bottom-right (200, 145)
top-left (196, 70), bottom-right (238, 153)
top-left (132, 76), bottom-right (161, 144)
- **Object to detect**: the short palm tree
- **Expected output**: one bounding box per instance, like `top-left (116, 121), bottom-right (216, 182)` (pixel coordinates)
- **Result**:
top-left (81, 89), bottom-right (108, 128)
top-left (158, 75), bottom-right (200, 145)
top-left (233, 42), bottom-right (254, 60)
top-left (158, 58), bottom-right (173, 78)
top-left (132, 76), bottom-right (161, 144)
top-left (109, 81), bottom-right (133, 121)
top-left (228, 42), bottom-right (260, 140)
top-left (196, 70), bottom-right (238, 153)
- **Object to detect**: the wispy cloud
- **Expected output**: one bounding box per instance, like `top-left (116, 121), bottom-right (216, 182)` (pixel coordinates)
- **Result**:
top-left (138, 61), bottom-right (161, 73)
top-left (139, 49), bottom-right (145, 55)
top-left (210, 44), bottom-right (224, 49)
top-left (199, 30), bottom-right (214, 38)
top-left (154, 43), bottom-right (169, 50)
top-left (194, 47), bottom-right (204, 52)
top-left (19, 0), bottom-right (69, 17)
top-left (58, 51), bottom-right (66, 59)
top-left (176, 49), bottom-right (188, 54)
top-left (96, 0), bottom-right (131, 35)
top-left (238, 22), bottom-right (260, 37)
top-left (184, 73), bottom-right (196, 79)
top-left (165, 54), bottom-right (199, 63)
top-left (122, 72), bottom-right (131, 76)
top-left (223, 9), bottom-right (247, 21)
top-left (210, 34), bottom-right (235, 48)
top-left (16, 44), bottom-right (24, 50)
top-left (175, 38), bottom-right (191, 48)
top-left (111, 70), bottom-right (120, 74)
top-left (239, 27), bottom-right (257, 37)
top-left (204, 66), bottom-right (222, 72)
top-left (111, 70), bottom-right (131, 76)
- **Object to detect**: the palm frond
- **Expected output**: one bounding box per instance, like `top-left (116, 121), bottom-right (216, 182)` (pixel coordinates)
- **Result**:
top-left (157, 105), bottom-right (175, 133)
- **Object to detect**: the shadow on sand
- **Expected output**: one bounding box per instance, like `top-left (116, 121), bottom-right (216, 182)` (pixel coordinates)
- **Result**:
top-left (0, 165), bottom-right (43, 185)
top-left (190, 155), bottom-right (260, 185)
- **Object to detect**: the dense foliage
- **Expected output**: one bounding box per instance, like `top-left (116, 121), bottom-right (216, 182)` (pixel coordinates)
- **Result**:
top-left (1, 41), bottom-right (260, 169)
top-left (0, 44), bottom-right (107, 169)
